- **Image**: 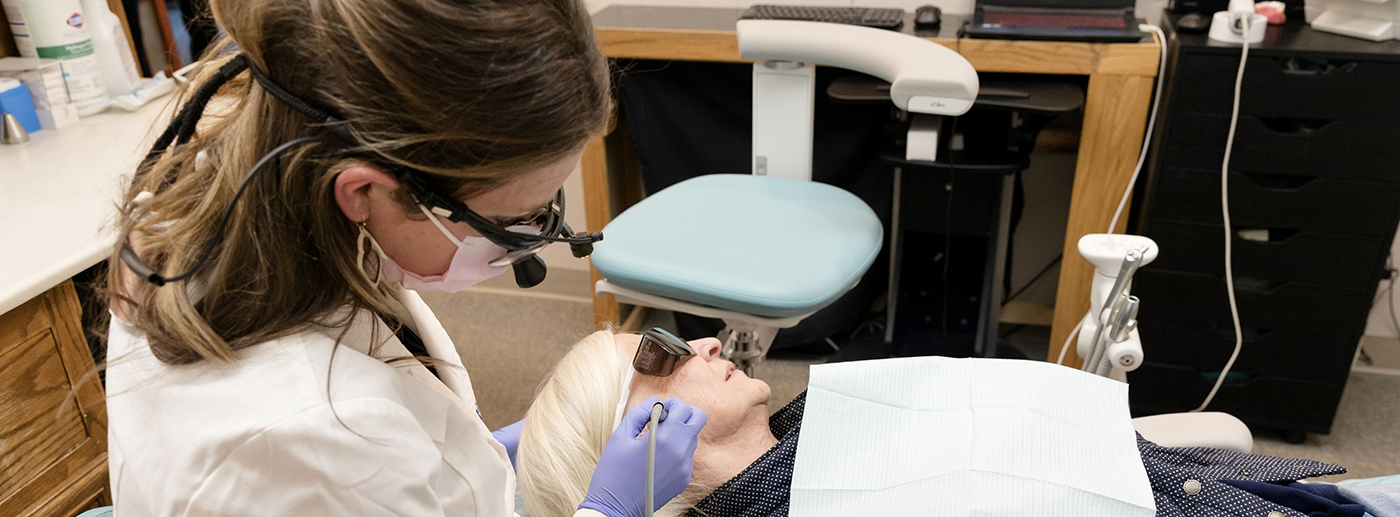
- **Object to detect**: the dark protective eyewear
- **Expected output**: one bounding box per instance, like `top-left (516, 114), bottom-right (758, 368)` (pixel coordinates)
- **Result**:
top-left (119, 54), bottom-right (602, 290)
top-left (394, 170), bottom-right (601, 267)
top-left (632, 328), bottom-right (694, 377)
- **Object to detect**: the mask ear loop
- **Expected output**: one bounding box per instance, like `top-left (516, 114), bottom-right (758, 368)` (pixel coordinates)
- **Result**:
top-left (417, 203), bottom-right (466, 248)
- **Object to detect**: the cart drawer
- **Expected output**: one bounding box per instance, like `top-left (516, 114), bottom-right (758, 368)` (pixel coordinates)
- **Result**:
top-left (1133, 269), bottom-right (1373, 334)
top-left (1161, 114), bottom-right (1400, 181)
top-left (1172, 54), bottom-right (1400, 121)
top-left (1144, 221), bottom-right (1388, 288)
top-left (1148, 168), bottom-right (1400, 236)
top-left (1128, 362), bottom-right (1345, 433)
top-left (1137, 320), bottom-right (1357, 381)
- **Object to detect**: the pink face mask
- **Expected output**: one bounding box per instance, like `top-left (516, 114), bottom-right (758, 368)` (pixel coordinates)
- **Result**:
top-left (372, 205), bottom-right (510, 292)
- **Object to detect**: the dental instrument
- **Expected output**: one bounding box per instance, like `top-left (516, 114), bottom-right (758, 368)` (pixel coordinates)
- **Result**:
top-left (1076, 235), bottom-right (1156, 381)
top-left (604, 328), bottom-right (690, 517)
top-left (645, 400), bottom-right (668, 517)
top-left (612, 328), bottom-right (694, 430)
top-left (1071, 235), bottom-right (1255, 453)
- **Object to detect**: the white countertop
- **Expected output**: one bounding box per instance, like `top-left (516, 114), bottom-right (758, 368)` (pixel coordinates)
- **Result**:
top-left (0, 101), bottom-right (167, 315)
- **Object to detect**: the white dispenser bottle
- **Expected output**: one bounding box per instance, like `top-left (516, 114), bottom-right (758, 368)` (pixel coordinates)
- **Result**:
top-left (2, 0), bottom-right (110, 115)
top-left (79, 0), bottom-right (142, 96)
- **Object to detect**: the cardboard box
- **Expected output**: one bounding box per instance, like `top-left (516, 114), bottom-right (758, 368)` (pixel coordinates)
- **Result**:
top-left (0, 57), bottom-right (80, 130)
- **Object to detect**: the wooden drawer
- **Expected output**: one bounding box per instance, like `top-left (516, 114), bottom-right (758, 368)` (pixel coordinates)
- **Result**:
top-left (0, 281), bottom-right (110, 517)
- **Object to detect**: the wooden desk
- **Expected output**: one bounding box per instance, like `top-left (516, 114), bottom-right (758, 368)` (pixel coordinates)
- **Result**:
top-left (583, 6), bottom-right (1161, 367)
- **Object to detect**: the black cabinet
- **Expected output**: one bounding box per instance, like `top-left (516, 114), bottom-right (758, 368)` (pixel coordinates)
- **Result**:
top-left (1129, 16), bottom-right (1400, 436)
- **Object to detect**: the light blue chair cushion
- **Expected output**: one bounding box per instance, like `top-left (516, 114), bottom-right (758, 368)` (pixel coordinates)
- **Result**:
top-left (76, 508), bottom-right (113, 517)
top-left (592, 174), bottom-right (883, 318)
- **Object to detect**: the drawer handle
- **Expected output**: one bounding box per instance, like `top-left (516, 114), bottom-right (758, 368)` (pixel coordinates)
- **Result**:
top-left (1238, 171), bottom-right (1317, 191)
top-left (1201, 370), bottom-right (1254, 386)
top-left (1232, 276), bottom-right (1282, 294)
top-left (1235, 227), bottom-right (1301, 244)
top-left (1213, 325), bottom-right (1270, 342)
top-left (1256, 117), bottom-right (1332, 136)
top-left (1272, 57), bottom-right (1357, 77)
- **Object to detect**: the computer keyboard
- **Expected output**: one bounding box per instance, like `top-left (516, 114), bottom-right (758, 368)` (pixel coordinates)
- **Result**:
top-left (740, 5), bottom-right (905, 30)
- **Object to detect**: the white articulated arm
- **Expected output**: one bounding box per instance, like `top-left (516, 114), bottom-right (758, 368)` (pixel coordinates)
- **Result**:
top-left (736, 20), bottom-right (979, 116)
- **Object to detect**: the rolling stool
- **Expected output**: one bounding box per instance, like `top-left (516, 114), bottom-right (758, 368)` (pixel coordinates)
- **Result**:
top-left (592, 20), bottom-right (978, 372)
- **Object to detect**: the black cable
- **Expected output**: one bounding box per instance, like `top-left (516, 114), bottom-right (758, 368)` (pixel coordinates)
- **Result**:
top-left (142, 56), bottom-right (251, 171)
top-left (1003, 254), bottom-right (1063, 305)
top-left (121, 137), bottom-right (326, 286)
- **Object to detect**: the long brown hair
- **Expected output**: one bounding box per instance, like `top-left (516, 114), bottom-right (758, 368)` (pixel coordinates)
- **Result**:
top-left (107, 0), bottom-right (611, 365)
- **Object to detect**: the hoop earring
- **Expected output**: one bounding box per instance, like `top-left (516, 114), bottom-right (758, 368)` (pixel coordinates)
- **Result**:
top-left (356, 222), bottom-right (381, 287)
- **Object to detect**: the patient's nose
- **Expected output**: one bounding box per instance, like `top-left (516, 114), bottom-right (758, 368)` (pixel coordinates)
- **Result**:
top-left (689, 338), bottom-right (722, 362)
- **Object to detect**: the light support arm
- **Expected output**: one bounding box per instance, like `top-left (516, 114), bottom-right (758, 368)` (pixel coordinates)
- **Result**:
top-left (737, 20), bottom-right (980, 116)
top-left (737, 20), bottom-right (979, 180)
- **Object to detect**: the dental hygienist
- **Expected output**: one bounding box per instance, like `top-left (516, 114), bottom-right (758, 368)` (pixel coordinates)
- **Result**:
top-left (101, 0), bottom-right (706, 515)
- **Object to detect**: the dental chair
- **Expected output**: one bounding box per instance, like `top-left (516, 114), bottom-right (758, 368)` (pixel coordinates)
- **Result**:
top-left (1078, 233), bottom-right (1255, 453)
top-left (591, 20), bottom-right (979, 373)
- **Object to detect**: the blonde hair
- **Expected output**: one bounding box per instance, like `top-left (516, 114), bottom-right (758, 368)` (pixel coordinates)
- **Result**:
top-left (517, 331), bottom-right (693, 517)
top-left (104, 0), bottom-right (611, 364)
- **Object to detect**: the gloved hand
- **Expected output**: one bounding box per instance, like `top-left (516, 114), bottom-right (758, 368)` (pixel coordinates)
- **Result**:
top-left (579, 397), bottom-right (707, 517)
top-left (490, 418), bottom-right (526, 468)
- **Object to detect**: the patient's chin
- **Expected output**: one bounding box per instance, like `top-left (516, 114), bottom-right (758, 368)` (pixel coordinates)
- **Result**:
top-left (748, 377), bottom-right (773, 404)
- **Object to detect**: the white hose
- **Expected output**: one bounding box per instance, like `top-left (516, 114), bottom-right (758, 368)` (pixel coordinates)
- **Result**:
top-left (645, 402), bottom-right (664, 517)
top-left (1194, 19), bottom-right (1250, 412)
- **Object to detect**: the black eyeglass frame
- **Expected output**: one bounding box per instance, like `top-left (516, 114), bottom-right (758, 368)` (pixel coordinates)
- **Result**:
top-left (391, 168), bottom-right (600, 260)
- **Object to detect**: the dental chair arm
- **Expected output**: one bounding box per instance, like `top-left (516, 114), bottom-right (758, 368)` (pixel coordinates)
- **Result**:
top-left (1132, 412), bottom-right (1254, 453)
top-left (736, 20), bottom-right (979, 116)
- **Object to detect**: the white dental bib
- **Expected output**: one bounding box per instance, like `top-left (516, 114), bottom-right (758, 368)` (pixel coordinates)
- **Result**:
top-left (790, 357), bottom-right (1155, 517)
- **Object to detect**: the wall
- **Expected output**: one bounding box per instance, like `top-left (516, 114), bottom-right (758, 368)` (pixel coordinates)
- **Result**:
top-left (1363, 232), bottom-right (1400, 338)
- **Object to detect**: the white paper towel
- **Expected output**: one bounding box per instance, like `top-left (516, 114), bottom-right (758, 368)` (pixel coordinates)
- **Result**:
top-left (789, 357), bottom-right (1155, 517)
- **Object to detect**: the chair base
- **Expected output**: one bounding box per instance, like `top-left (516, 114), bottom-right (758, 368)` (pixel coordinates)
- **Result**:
top-left (596, 279), bottom-right (813, 372)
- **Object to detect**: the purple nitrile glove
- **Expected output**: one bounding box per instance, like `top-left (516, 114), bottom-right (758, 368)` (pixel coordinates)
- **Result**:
top-left (579, 397), bottom-right (707, 517)
top-left (491, 418), bottom-right (526, 468)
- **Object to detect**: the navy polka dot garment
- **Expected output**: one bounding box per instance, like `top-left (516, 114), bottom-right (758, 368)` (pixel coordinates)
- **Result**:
top-left (688, 390), bottom-right (1346, 517)
top-left (687, 392), bottom-right (806, 517)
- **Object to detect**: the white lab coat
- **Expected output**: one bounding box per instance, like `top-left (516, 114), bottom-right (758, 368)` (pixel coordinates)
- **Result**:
top-left (106, 287), bottom-right (605, 517)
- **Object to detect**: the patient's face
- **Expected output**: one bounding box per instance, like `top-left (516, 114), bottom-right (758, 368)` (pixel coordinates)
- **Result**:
top-left (616, 333), bottom-right (772, 439)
